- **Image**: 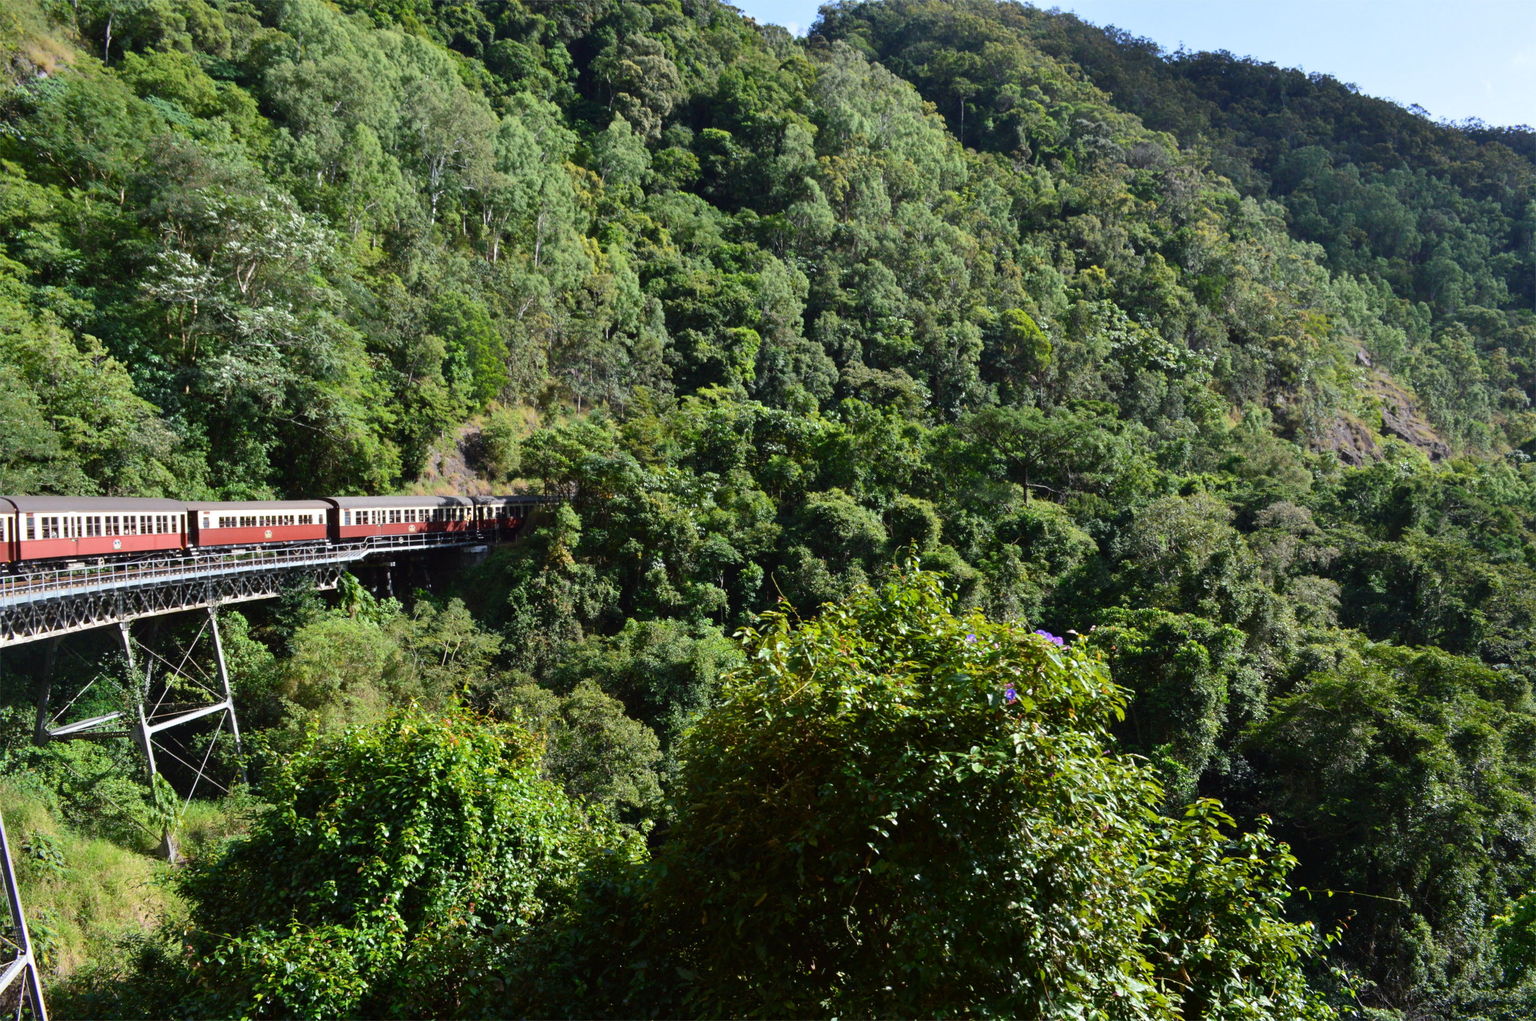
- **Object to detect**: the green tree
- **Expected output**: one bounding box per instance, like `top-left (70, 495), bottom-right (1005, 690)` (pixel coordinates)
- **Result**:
top-left (163, 706), bottom-right (636, 1018)
top-left (654, 567), bottom-right (1330, 1018)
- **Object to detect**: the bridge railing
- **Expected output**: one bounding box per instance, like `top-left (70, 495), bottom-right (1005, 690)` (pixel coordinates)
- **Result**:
top-left (0, 530), bottom-right (497, 610)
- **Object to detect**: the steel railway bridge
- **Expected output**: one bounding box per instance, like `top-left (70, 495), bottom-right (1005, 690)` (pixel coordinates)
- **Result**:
top-left (0, 524), bottom-right (541, 1019)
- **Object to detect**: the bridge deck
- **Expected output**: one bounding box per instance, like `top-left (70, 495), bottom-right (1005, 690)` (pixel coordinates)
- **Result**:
top-left (0, 533), bottom-right (494, 647)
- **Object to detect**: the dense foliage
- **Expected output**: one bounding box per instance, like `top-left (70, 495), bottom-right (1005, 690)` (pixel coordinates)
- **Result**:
top-left (7, 0), bottom-right (1536, 1015)
top-left (654, 570), bottom-right (1329, 1019)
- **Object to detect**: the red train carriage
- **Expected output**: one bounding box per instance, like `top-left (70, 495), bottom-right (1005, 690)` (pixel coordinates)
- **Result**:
top-left (0, 503), bottom-right (13, 564)
top-left (187, 500), bottom-right (331, 547)
top-left (2, 496), bottom-right (187, 563)
top-left (328, 495), bottom-right (478, 541)
top-left (476, 495), bottom-right (541, 537)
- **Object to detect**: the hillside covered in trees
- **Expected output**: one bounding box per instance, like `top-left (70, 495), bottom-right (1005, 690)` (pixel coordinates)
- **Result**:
top-left (5, 0), bottom-right (1536, 1016)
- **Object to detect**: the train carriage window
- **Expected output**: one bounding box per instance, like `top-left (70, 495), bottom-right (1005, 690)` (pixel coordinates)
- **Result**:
top-left (25, 516), bottom-right (33, 541)
top-left (85, 516), bottom-right (100, 537)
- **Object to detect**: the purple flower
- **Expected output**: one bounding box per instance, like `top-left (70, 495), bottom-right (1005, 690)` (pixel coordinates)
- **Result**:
top-left (964, 633), bottom-right (978, 644)
top-left (1004, 685), bottom-right (1019, 704)
top-left (1035, 629), bottom-right (1065, 646)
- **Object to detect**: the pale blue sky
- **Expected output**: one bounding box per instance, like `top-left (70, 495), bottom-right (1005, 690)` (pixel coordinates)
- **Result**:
top-left (734, 0), bottom-right (1536, 129)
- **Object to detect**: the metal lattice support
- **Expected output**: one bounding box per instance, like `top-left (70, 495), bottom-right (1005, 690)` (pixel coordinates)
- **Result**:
top-left (0, 551), bottom-right (359, 649)
top-left (0, 811), bottom-right (48, 1021)
top-left (41, 612), bottom-right (246, 801)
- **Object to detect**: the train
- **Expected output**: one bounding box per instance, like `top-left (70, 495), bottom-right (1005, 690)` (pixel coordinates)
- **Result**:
top-left (0, 493), bottom-right (549, 567)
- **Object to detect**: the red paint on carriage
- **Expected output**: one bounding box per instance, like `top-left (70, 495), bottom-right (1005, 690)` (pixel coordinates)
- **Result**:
top-left (19, 533), bottom-right (184, 561)
top-left (334, 519), bottom-right (474, 540)
top-left (195, 524), bottom-right (330, 546)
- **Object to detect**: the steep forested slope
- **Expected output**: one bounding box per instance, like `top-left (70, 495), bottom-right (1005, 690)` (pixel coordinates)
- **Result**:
top-left (6, 0), bottom-right (1536, 1016)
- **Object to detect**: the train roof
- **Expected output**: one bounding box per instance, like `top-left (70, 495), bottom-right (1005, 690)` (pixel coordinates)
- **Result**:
top-left (0, 496), bottom-right (187, 513)
top-left (475, 494), bottom-right (554, 505)
top-left (327, 495), bottom-right (477, 508)
top-left (186, 500), bottom-right (331, 511)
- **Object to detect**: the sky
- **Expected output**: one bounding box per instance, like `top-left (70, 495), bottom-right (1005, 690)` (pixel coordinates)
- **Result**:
top-left (733, 0), bottom-right (1536, 129)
